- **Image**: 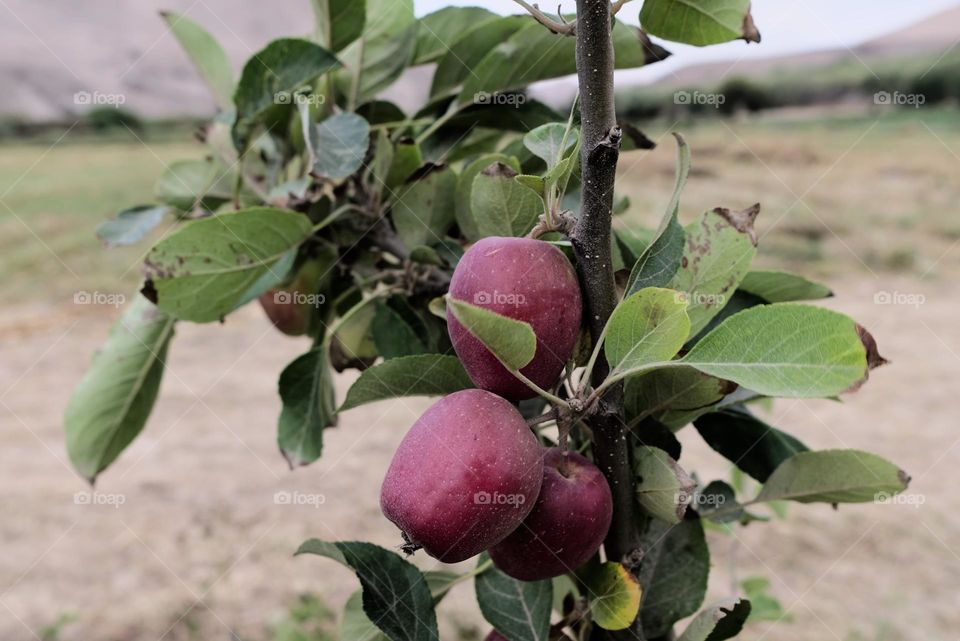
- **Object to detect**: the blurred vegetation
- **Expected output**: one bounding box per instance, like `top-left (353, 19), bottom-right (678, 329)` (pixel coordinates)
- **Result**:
top-left (269, 594), bottom-right (336, 641)
top-left (2, 105), bottom-right (959, 308)
top-left (617, 48), bottom-right (960, 121)
top-left (0, 109), bottom-right (202, 144)
top-left (84, 106), bottom-right (145, 132)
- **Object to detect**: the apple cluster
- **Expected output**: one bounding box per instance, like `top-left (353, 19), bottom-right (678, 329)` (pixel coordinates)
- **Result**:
top-left (380, 237), bottom-right (613, 582)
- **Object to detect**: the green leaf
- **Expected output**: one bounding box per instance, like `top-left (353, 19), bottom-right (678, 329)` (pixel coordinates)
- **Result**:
top-left (393, 166), bottom-right (457, 248)
top-left (635, 446), bottom-right (696, 524)
top-left (523, 123), bottom-right (578, 169)
top-left (476, 564), bottom-right (552, 641)
top-left (680, 303), bottom-right (871, 398)
top-left (306, 111), bottom-right (370, 179)
top-left (694, 408), bottom-right (809, 483)
top-left (455, 154), bottom-right (519, 242)
top-left (677, 598), bottom-right (751, 641)
top-left (696, 480), bottom-right (747, 524)
top-left (456, 20), bottom-right (664, 107)
top-left (738, 270), bottom-right (833, 302)
top-left (277, 348), bottom-right (337, 468)
top-left (384, 140), bottom-right (424, 192)
top-left (755, 449), bottom-right (910, 504)
top-left (604, 288), bottom-right (690, 376)
top-left (154, 158), bottom-right (233, 211)
top-left (340, 354), bottom-right (473, 411)
top-left (685, 289), bottom-right (762, 346)
top-left (446, 297), bottom-right (536, 371)
top-left (297, 540), bottom-right (439, 641)
top-left (414, 6), bottom-right (497, 65)
top-left (336, 0), bottom-right (416, 104)
top-left (430, 16), bottom-right (528, 98)
top-left (233, 38), bottom-right (341, 149)
top-left (542, 135), bottom-right (580, 196)
top-left (640, 0), bottom-right (761, 46)
top-left (581, 562), bottom-right (642, 631)
top-left (342, 590), bottom-right (389, 641)
top-left (627, 219), bottom-right (684, 297)
top-left (515, 174), bottom-right (546, 195)
top-left (96, 205), bottom-right (169, 247)
top-left (668, 205), bottom-right (760, 336)
top-left (161, 11), bottom-right (235, 109)
top-left (626, 133), bottom-right (689, 296)
top-left (65, 296), bottom-right (175, 482)
top-left (637, 518), bottom-right (709, 639)
top-left (311, 0), bottom-right (365, 52)
top-left (424, 570), bottom-right (462, 603)
top-left (470, 161), bottom-right (542, 238)
top-left (741, 577), bottom-right (790, 623)
top-left (628, 419), bottom-right (682, 461)
top-left (143, 207), bottom-right (313, 323)
top-left (408, 246), bottom-right (445, 267)
top-left (371, 303), bottom-right (429, 359)
top-left (624, 367), bottom-right (732, 430)
top-left (233, 247), bottom-right (299, 310)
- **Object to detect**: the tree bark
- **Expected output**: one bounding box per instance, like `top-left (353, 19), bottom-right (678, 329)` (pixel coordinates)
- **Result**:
top-left (570, 5), bottom-right (644, 639)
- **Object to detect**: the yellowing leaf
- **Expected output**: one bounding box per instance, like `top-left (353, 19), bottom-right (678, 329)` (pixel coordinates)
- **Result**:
top-left (582, 562), bottom-right (641, 631)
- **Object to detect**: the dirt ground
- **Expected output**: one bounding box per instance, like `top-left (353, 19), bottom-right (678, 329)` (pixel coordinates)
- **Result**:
top-left (1, 269), bottom-right (957, 641)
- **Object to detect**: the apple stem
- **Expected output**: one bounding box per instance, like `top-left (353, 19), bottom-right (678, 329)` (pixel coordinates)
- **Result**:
top-left (557, 452), bottom-right (574, 478)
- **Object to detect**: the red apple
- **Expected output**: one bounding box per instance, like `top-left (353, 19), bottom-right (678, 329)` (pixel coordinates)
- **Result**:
top-left (380, 389), bottom-right (544, 563)
top-left (489, 448), bottom-right (612, 581)
top-left (448, 236), bottom-right (582, 400)
top-left (258, 257), bottom-right (330, 336)
top-left (484, 631), bottom-right (508, 641)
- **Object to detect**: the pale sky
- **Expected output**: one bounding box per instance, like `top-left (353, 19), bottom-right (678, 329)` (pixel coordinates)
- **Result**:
top-left (415, 0), bottom-right (960, 83)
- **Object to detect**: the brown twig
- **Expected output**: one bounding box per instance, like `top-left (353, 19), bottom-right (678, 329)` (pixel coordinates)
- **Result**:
top-left (512, 0), bottom-right (576, 35)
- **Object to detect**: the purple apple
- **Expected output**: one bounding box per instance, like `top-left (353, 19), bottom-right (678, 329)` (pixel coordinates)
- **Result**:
top-left (448, 236), bottom-right (582, 400)
top-left (489, 448), bottom-right (612, 581)
top-left (380, 389), bottom-right (544, 563)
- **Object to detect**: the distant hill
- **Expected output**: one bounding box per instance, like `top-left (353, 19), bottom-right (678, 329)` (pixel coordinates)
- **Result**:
top-left (2, 2), bottom-right (959, 122)
top-left (0, 0), bottom-right (309, 121)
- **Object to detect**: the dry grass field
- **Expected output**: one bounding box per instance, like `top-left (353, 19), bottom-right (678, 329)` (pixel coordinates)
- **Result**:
top-left (1, 110), bottom-right (958, 641)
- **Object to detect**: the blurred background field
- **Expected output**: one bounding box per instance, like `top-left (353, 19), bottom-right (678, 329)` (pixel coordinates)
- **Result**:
top-left (5, 109), bottom-right (960, 304)
top-left (2, 2), bottom-right (959, 641)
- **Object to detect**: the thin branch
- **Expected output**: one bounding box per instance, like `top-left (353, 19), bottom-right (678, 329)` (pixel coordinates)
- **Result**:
top-left (513, 0), bottom-right (633, 35)
top-left (512, 0), bottom-right (576, 35)
top-left (572, 1), bottom-right (647, 638)
top-left (527, 408), bottom-right (560, 428)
